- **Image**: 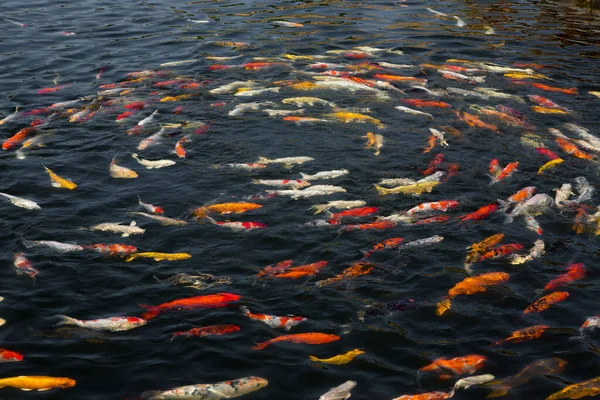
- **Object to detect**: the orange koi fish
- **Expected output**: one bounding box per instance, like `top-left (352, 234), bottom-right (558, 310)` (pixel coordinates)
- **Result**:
top-left (140, 293), bottom-right (241, 320)
top-left (271, 261), bottom-right (327, 279)
top-left (420, 354), bottom-right (486, 377)
top-left (3, 126), bottom-right (35, 150)
top-left (487, 358), bottom-right (567, 398)
top-left (528, 95), bottom-right (568, 111)
top-left (493, 325), bottom-right (549, 345)
top-left (0, 348), bottom-right (23, 362)
top-left (243, 62), bottom-right (280, 70)
top-left (546, 376), bottom-right (600, 400)
top-left (328, 206), bottom-right (379, 224)
top-left (459, 203), bottom-right (498, 222)
top-left (437, 272), bottom-right (509, 315)
top-left (491, 162), bottom-right (519, 184)
top-left (174, 135), bottom-right (191, 158)
top-left (193, 202), bottom-right (262, 218)
top-left (116, 111), bottom-right (135, 121)
top-left (256, 259), bottom-right (295, 278)
top-left (251, 332), bottom-right (340, 350)
top-left (315, 261), bottom-right (375, 287)
top-left (523, 291), bottom-right (569, 314)
top-left (171, 324), bottom-right (240, 340)
top-left (83, 243), bottom-right (138, 255)
top-left (532, 83), bottom-right (578, 95)
top-left (283, 116), bottom-right (326, 123)
top-left (403, 99), bottom-right (451, 108)
top-left (477, 243), bottom-right (524, 262)
top-left (37, 84), bottom-right (72, 95)
top-left (373, 74), bottom-right (427, 83)
top-left (456, 111), bottom-right (499, 133)
top-left (531, 106), bottom-right (568, 115)
top-left (421, 153), bottom-right (444, 175)
top-left (544, 263), bottom-right (585, 291)
top-left (362, 237), bottom-right (404, 258)
top-left (124, 101), bottom-right (145, 110)
top-left (240, 306), bottom-right (306, 330)
top-left (393, 392), bottom-right (449, 400)
top-left (489, 159), bottom-right (501, 176)
top-left (413, 215), bottom-right (451, 225)
top-left (465, 233), bottom-right (505, 266)
top-left (555, 137), bottom-right (593, 160)
top-left (338, 220), bottom-right (396, 233)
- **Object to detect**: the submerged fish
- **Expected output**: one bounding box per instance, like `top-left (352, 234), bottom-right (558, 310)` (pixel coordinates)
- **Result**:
top-left (319, 381), bottom-right (356, 400)
top-left (487, 358), bottom-right (567, 398)
top-left (140, 376), bottom-right (268, 400)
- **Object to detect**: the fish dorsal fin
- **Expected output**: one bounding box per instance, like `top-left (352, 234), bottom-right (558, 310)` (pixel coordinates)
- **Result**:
top-left (130, 221), bottom-right (137, 226)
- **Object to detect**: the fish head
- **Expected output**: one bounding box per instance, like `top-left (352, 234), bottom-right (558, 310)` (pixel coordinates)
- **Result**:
top-left (236, 376), bottom-right (269, 392)
top-left (57, 378), bottom-right (77, 388)
top-left (0, 350), bottom-right (23, 362)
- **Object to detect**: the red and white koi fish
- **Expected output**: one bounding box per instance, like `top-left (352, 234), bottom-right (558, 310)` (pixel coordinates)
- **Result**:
top-left (82, 243), bottom-right (138, 255)
top-left (490, 161), bottom-right (519, 184)
top-left (498, 186), bottom-right (535, 212)
top-left (256, 260), bottom-right (294, 277)
top-left (206, 217), bottom-right (266, 231)
top-left (406, 200), bottom-right (459, 216)
top-left (56, 315), bottom-right (146, 332)
top-left (240, 306), bottom-right (306, 330)
top-left (138, 196), bottom-right (164, 214)
top-left (13, 253), bottom-right (39, 279)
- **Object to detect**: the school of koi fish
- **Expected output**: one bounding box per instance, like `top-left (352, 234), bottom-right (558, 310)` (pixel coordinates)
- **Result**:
top-left (2, 1), bottom-right (600, 399)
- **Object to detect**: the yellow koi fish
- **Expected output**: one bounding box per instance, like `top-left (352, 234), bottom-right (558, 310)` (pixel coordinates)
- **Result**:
top-left (504, 72), bottom-right (549, 80)
top-left (124, 252), bottom-right (192, 262)
top-left (328, 112), bottom-right (385, 129)
top-left (44, 166), bottom-right (77, 190)
top-left (160, 94), bottom-right (194, 102)
top-left (531, 106), bottom-right (568, 115)
top-left (375, 181), bottom-right (440, 196)
top-left (0, 376), bottom-right (76, 391)
top-left (309, 349), bottom-right (365, 365)
top-left (538, 158), bottom-right (564, 174)
top-left (546, 376), bottom-right (600, 400)
top-left (290, 82), bottom-right (318, 91)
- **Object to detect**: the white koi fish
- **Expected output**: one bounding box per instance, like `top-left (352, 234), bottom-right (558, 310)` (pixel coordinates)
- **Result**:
top-left (56, 315), bottom-right (146, 332)
top-left (510, 239), bottom-right (545, 265)
top-left (0, 192), bottom-right (41, 210)
top-left (310, 200), bottom-right (366, 214)
top-left (448, 374), bottom-right (495, 398)
top-left (88, 221), bottom-right (145, 237)
top-left (141, 376), bottom-right (268, 400)
top-left (395, 105), bottom-right (433, 119)
top-left (129, 212), bottom-right (187, 226)
top-left (256, 155), bottom-right (314, 166)
top-left (132, 153), bottom-right (176, 169)
top-left (267, 185), bottom-right (346, 199)
top-left (252, 179), bottom-right (311, 189)
top-left (319, 381), bottom-right (356, 400)
top-left (110, 156), bottom-right (138, 179)
top-left (0, 106), bottom-right (20, 125)
top-left (22, 240), bottom-right (83, 253)
top-left (300, 170), bottom-right (349, 181)
top-left (137, 109), bottom-right (158, 126)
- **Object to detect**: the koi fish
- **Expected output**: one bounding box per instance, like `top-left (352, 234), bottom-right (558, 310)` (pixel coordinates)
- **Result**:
top-left (456, 111), bottom-right (499, 132)
top-left (256, 155), bottom-right (314, 167)
top-left (309, 349), bottom-right (364, 364)
top-left (413, 215), bottom-right (451, 225)
top-left (531, 106), bottom-right (568, 115)
top-left (375, 181), bottom-right (441, 196)
top-left (328, 111), bottom-right (385, 129)
top-left (256, 260), bottom-right (295, 278)
top-left (13, 253), bottom-right (39, 279)
top-left (3, 126), bottom-right (35, 150)
top-left (448, 374), bottom-right (495, 398)
top-left (373, 74), bottom-right (427, 83)
top-left (338, 220), bottom-right (396, 233)
top-left (88, 221), bottom-right (144, 237)
top-left (271, 261), bottom-right (327, 279)
top-left (132, 153), bottom-right (176, 169)
top-left (266, 185), bottom-right (346, 199)
top-left (56, 315), bottom-right (146, 332)
top-left (406, 200), bottom-right (459, 216)
top-left (140, 376), bottom-right (268, 400)
top-left (83, 243), bottom-right (137, 255)
top-left (22, 239), bottom-right (83, 253)
top-left (0, 192), bottom-right (41, 210)
top-left (364, 131), bottom-right (384, 155)
top-left (543, 263), bottom-right (585, 291)
top-left (490, 161), bottom-right (518, 184)
top-left (328, 206), bottom-right (379, 224)
top-left (37, 84), bottom-right (72, 95)
top-left (171, 324), bottom-right (240, 340)
top-left (138, 196), bottom-right (164, 214)
top-left (421, 153), bottom-right (445, 175)
top-left (362, 237), bottom-right (404, 258)
top-left (437, 272), bottom-right (509, 315)
top-left (140, 293), bottom-right (241, 320)
top-left (193, 202), bottom-right (262, 219)
top-left (300, 170), bottom-right (349, 181)
top-left (538, 158), bottom-right (564, 174)
top-left (310, 200), bottom-right (366, 215)
top-left (532, 83), bottom-right (578, 95)
top-left (555, 137), bottom-right (593, 160)
top-left (240, 306), bottom-right (306, 330)
top-left (0, 349), bottom-right (23, 363)
top-left (251, 332), bottom-right (340, 350)
top-left (420, 354), bottom-right (486, 377)
top-left (498, 187), bottom-right (535, 212)
top-left (477, 243), bottom-right (524, 263)
top-left (125, 252), bottom-right (191, 262)
top-left (393, 392), bottom-right (449, 400)
top-left (319, 381), bottom-right (356, 400)
top-left (523, 291), bottom-right (569, 314)
top-left (395, 105), bottom-right (434, 118)
top-left (487, 358), bottom-right (567, 398)
top-left (0, 106), bottom-right (20, 125)
top-left (315, 261), bottom-right (375, 287)
top-left (43, 166), bottom-right (77, 190)
top-left (528, 95), bottom-right (569, 111)
top-left (580, 316), bottom-right (600, 334)
top-left (459, 203), bottom-right (498, 222)
top-left (252, 179), bottom-right (311, 189)
top-left (546, 376), bottom-right (600, 400)
top-left (109, 156), bottom-right (138, 179)
top-left (402, 99), bottom-right (451, 108)
top-left (206, 217), bottom-right (266, 231)
top-left (493, 325), bottom-right (549, 345)
top-left (0, 376), bottom-right (76, 391)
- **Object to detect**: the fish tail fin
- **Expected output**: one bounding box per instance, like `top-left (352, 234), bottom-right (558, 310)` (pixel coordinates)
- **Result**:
top-left (257, 156), bottom-right (269, 163)
top-left (299, 172), bottom-right (309, 180)
top-left (251, 341), bottom-right (270, 350)
top-left (137, 195), bottom-right (143, 205)
top-left (139, 305), bottom-right (160, 320)
top-left (436, 297), bottom-right (451, 316)
top-left (497, 199), bottom-right (510, 212)
top-left (308, 355), bottom-right (319, 362)
top-left (140, 390), bottom-right (162, 399)
top-left (251, 179), bottom-right (261, 184)
top-left (486, 386), bottom-right (509, 398)
top-left (504, 214), bottom-right (514, 224)
top-left (239, 305), bottom-right (250, 316)
top-left (374, 185), bottom-right (390, 196)
top-left (124, 255), bottom-right (135, 262)
top-left (21, 239), bottom-right (38, 249)
top-left (361, 250), bottom-right (372, 258)
top-left (55, 315), bottom-right (79, 327)
top-left (309, 204), bottom-right (326, 214)
top-left (205, 216), bottom-right (217, 225)
top-left (447, 389), bottom-right (455, 399)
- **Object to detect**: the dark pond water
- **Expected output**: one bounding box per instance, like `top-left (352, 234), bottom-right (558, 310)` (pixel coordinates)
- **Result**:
top-left (1, 0), bottom-right (600, 399)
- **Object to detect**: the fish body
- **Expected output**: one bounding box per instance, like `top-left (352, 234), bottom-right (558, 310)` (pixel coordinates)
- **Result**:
top-left (328, 111), bottom-right (384, 128)
top-left (477, 243), bottom-right (524, 263)
top-left (448, 374), bottom-right (495, 398)
top-left (110, 157), bottom-right (138, 178)
top-left (193, 202), bottom-right (262, 219)
top-left (364, 132), bottom-right (384, 155)
top-left (207, 218), bottom-right (266, 231)
top-left (328, 206), bottom-right (379, 224)
top-left (448, 272), bottom-right (509, 299)
top-left (140, 293), bottom-right (241, 320)
top-left (240, 306), bottom-right (306, 330)
top-left (494, 325), bottom-right (549, 345)
top-left (507, 194), bottom-right (553, 223)
top-left (235, 87), bottom-right (280, 97)
top-left (252, 332), bottom-right (340, 350)
top-left (440, 70), bottom-right (484, 84)
top-left (0, 349), bottom-right (23, 363)
top-left (3, 126), bottom-right (35, 150)
top-left (138, 196), bottom-right (164, 214)
top-left (363, 237), bottom-right (404, 258)
top-left (315, 261), bottom-right (375, 287)
top-left (523, 291), bottom-right (569, 314)
top-left (338, 220), bottom-right (396, 233)
top-left (528, 95), bottom-right (569, 111)
top-left (406, 200), bottom-right (459, 216)
top-left (538, 158), bottom-right (564, 174)
top-left (532, 83), bottom-right (577, 94)
top-left (544, 263), bottom-right (585, 291)
top-left (132, 153), bottom-right (176, 169)
top-left (0, 106), bottom-right (20, 125)
top-left (0, 376), bottom-right (76, 391)
top-left (125, 252), bottom-right (192, 262)
top-left (22, 239), bottom-right (83, 253)
top-left (271, 261), bottom-right (327, 279)
top-left (556, 137), bottom-right (593, 160)
top-left (420, 355), bottom-right (486, 376)
top-left (171, 324), bottom-right (240, 340)
top-left (300, 170), bottom-right (348, 181)
top-left (56, 315), bottom-right (146, 331)
top-left (43, 166), bottom-right (77, 190)
top-left (309, 349), bottom-right (364, 365)
top-left (491, 162), bottom-right (519, 184)
top-left (375, 181), bottom-right (440, 196)
top-left (267, 185), bottom-right (346, 199)
top-left (580, 316), bottom-right (600, 333)
top-left (0, 192), bottom-right (40, 210)
top-left (88, 221), bottom-right (145, 237)
top-left (282, 97), bottom-right (335, 107)
top-left (13, 253), bottom-right (39, 278)
top-left (83, 243), bottom-right (137, 255)
top-left (319, 381), bottom-right (356, 400)
top-left (252, 179), bottom-right (311, 189)
top-left (256, 260), bottom-right (294, 278)
top-left (256, 155), bottom-right (314, 166)
top-left (510, 239), bottom-right (545, 265)
top-left (140, 376), bottom-right (268, 400)
top-left (498, 187), bottom-right (535, 212)
top-left (487, 358), bottom-right (567, 398)
top-left (459, 203), bottom-right (498, 222)
top-left (395, 105), bottom-right (434, 118)
top-left (310, 200), bottom-right (366, 214)
top-left (546, 376), bottom-right (600, 400)
top-left (456, 111), bottom-right (498, 132)
top-left (129, 212), bottom-right (188, 226)
top-left (394, 393), bottom-right (448, 400)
